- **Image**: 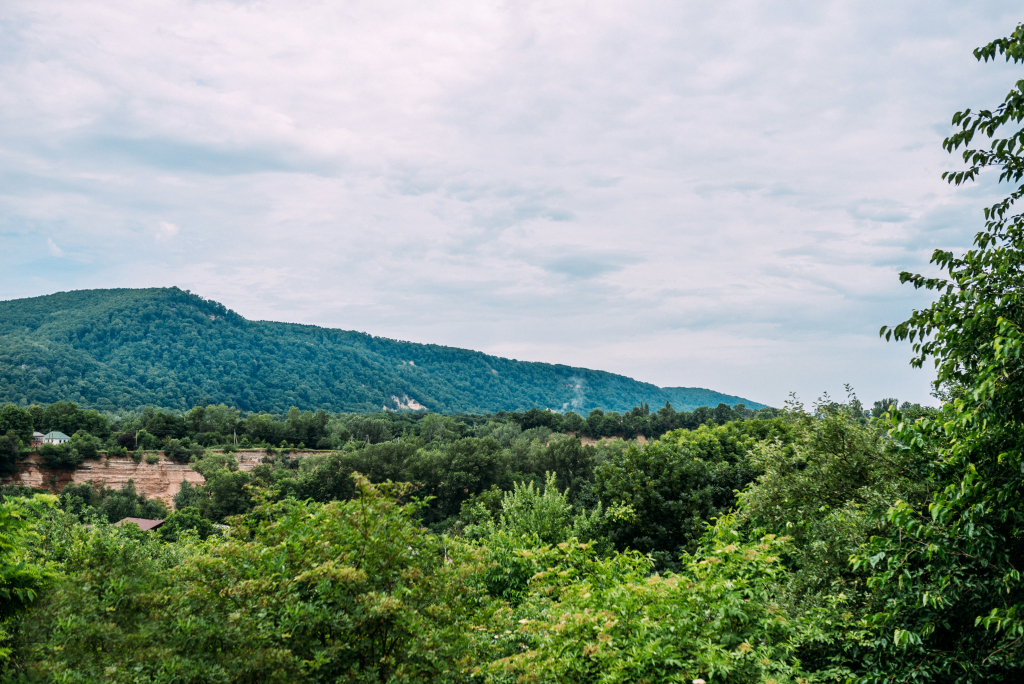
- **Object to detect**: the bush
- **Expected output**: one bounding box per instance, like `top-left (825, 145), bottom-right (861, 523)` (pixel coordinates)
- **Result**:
top-left (136, 429), bottom-right (161, 450)
top-left (465, 472), bottom-right (573, 546)
top-left (145, 452), bottom-right (160, 465)
top-left (173, 480), bottom-right (204, 511)
top-left (70, 431), bottom-right (103, 460)
top-left (163, 438), bottom-right (204, 463)
top-left (38, 443), bottom-right (83, 470)
top-left (594, 418), bottom-right (794, 570)
top-left (158, 507), bottom-right (213, 541)
top-left (116, 433), bottom-right (137, 450)
top-left (0, 431), bottom-right (21, 475)
top-left (96, 480), bottom-right (168, 523)
top-left (106, 445), bottom-right (128, 458)
top-left (20, 478), bottom-right (488, 683)
top-left (492, 519), bottom-right (825, 684)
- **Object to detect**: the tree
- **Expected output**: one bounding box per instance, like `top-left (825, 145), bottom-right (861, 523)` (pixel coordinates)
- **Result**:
top-left (539, 437), bottom-right (595, 503)
top-left (115, 433), bottom-right (137, 450)
top-left (40, 401), bottom-right (108, 438)
top-left (862, 23), bottom-right (1024, 683)
top-left (405, 437), bottom-right (506, 525)
top-left (22, 478), bottom-right (490, 683)
top-left (0, 494), bottom-right (56, 644)
top-left (0, 433), bottom-right (21, 477)
top-left (740, 405), bottom-right (916, 598)
top-left (37, 443), bottom-right (83, 470)
top-left (0, 406), bottom-right (32, 444)
top-left (159, 507), bottom-right (214, 542)
top-left (519, 407), bottom-right (557, 431)
top-left (164, 438), bottom-right (203, 464)
top-left (70, 431), bottom-right (102, 461)
top-left (594, 419), bottom-right (793, 570)
top-left (492, 519), bottom-right (822, 684)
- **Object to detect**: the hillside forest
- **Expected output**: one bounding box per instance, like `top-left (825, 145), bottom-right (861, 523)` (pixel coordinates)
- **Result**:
top-left (0, 287), bottom-right (762, 416)
top-left (5, 22), bottom-right (1024, 684)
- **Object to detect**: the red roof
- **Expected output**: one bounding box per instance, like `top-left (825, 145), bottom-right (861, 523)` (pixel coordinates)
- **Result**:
top-left (114, 517), bottom-right (164, 531)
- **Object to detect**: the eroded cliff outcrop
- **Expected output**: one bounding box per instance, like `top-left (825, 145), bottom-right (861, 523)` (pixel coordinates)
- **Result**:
top-left (2, 450), bottom-right (326, 508)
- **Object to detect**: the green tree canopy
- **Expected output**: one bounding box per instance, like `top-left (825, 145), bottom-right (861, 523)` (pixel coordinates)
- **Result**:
top-left (865, 23), bottom-right (1024, 683)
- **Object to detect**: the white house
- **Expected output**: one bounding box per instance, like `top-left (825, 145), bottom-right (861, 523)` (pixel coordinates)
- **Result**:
top-left (43, 431), bottom-right (70, 445)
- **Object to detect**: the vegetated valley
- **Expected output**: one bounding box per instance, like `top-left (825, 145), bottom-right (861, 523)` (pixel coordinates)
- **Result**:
top-left (1, 393), bottom-right (934, 682)
top-left (5, 25), bottom-right (1024, 684)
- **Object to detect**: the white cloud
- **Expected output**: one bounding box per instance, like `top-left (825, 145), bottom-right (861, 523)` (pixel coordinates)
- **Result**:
top-left (1, 0), bottom-right (1022, 406)
top-left (46, 237), bottom-right (63, 257)
top-left (156, 221), bottom-right (180, 242)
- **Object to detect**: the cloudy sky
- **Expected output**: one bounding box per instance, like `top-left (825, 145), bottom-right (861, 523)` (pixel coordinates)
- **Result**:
top-left (1, 1), bottom-right (1021, 408)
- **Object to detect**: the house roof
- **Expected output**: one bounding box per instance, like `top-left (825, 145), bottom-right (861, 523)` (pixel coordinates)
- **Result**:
top-left (114, 517), bottom-right (165, 531)
top-left (43, 431), bottom-right (70, 440)
top-left (33, 431), bottom-right (44, 437)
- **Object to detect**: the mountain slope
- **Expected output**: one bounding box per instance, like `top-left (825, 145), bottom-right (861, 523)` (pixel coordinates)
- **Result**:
top-left (0, 288), bottom-right (766, 414)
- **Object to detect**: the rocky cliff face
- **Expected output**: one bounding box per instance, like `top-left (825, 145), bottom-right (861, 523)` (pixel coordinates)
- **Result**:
top-left (2, 450), bottom-right (325, 508)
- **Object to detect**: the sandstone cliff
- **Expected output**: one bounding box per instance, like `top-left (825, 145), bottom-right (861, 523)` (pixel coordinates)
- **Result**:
top-left (2, 450), bottom-right (328, 508)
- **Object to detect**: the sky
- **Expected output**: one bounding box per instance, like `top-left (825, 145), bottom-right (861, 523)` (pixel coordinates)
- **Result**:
top-left (1, 1), bottom-right (1022, 409)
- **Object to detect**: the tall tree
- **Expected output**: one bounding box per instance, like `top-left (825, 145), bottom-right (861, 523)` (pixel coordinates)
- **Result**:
top-left (863, 23), bottom-right (1024, 683)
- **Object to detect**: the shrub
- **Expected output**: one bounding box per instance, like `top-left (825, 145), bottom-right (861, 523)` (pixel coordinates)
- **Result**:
top-left (465, 472), bottom-right (573, 545)
top-left (173, 480), bottom-right (204, 511)
top-left (116, 433), bottom-right (137, 450)
top-left (136, 429), bottom-right (161, 451)
top-left (0, 494), bottom-right (57, 620)
top-left (20, 477), bottom-right (490, 682)
top-left (0, 431), bottom-right (20, 475)
top-left (145, 452), bottom-right (160, 465)
top-left (70, 431), bottom-right (103, 460)
top-left (163, 438), bottom-right (204, 463)
top-left (38, 443), bottom-right (83, 470)
top-left (96, 480), bottom-right (168, 523)
top-left (491, 519), bottom-right (827, 684)
top-left (158, 507), bottom-right (213, 542)
top-left (106, 445), bottom-right (128, 458)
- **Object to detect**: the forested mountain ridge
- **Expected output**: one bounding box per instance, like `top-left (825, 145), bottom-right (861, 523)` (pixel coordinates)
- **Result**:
top-left (0, 287), bottom-right (765, 414)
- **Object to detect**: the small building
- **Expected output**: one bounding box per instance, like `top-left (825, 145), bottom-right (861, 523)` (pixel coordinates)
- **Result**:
top-left (114, 518), bottom-right (164, 531)
top-left (30, 432), bottom-right (45, 447)
top-left (43, 431), bottom-right (70, 445)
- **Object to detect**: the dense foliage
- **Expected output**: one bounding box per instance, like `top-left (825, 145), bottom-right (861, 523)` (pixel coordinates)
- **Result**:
top-left (0, 287), bottom-right (763, 414)
top-left (0, 396), bottom-right (918, 683)
top-left (856, 24), bottom-right (1024, 683)
top-left (0, 396), bottom-right (790, 465)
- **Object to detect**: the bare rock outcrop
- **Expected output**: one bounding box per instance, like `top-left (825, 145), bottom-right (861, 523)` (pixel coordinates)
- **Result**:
top-left (2, 449), bottom-right (330, 508)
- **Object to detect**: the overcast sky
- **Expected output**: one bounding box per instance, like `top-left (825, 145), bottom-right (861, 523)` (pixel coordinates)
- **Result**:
top-left (2, 1), bottom-right (1021, 408)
